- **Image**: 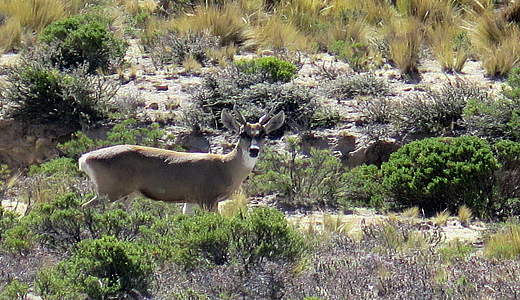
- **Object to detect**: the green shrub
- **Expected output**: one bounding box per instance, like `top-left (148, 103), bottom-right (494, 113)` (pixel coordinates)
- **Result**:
top-left (39, 14), bottom-right (127, 73)
top-left (235, 56), bottom-right (297, 83)
top-left (165, 208), bottom-right (305, 271)
top-left (493, 140), bottom-right (520, 217)
top-left (1, 51), bottom-right (117, 129)
top-left (29, 157), bottom-right (79, 177)
top-left (0, 207), bottom-right (18, 241)
top-left (381, 136), bottom-right (500, 216)
top-left (231, 206), bottom-right (305, 268)
top-left (1, 224), bottom-right (33, 255)
top-left (341, 164), bottom-right (386, 208)
top-left (35, 268), bottom-right (82, 300)
top-left (47, 236), bottom-right (154, 299)
top-left (0, 279), bottom-right (29, 300)
top-left (249, 143), bottom-right (346, 208)
top-left (169, 212), bottom-right (234, 269)
top-left (27, 193), bottom-right (87, 249)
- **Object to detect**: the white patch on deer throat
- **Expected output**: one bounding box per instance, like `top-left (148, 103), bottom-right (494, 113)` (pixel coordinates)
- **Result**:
top-left (243, 150), bottom-right (258, 170)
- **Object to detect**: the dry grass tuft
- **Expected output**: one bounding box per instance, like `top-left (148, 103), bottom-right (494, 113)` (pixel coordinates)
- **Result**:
top-left (219, 189), bottom-right (248, 217)
top-left (0, 0), bottom-right (84, 51)
top-left (458, 205), bottom-right (472, 226)
top-left (428, 24), bottom-right (470, 72)
top-left (383, 17), bottom-right (423, 78)
top-left (469, 11), bottom-right (520, 77)
top-left (252, 15), bottom-right (308, 51)
top-left (402, 206), bottom-right (420, 218)
top-left (174, 4), bottom-right (252, 47)
top-left (485, 222), bottom-right (520, 259)
top-left (432, 210), bottom-right (450, 227)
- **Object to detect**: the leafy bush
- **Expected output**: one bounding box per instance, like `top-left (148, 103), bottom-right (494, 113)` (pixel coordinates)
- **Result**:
top-left (39, 235), bottom-right (154, 300)
top-left (1, 51), bottom-right (117, 129)
top-left (27, 193), bottom-right (87, 249)
top-left (493, 140), bottom-right (520, 216)
top-left (398, 81), bottom-right (487, 135)
top-left (341, 164), bottom-right (385, 208)
top-left (249, 142), bottom-right (346, 208)
top-left (166, 207), bottom-right (305, 271)
top-left (381, 136), bottom-right (500, 216)
top-left (235, 56), bottom-right (297, 83)
top-left (39, 14), bottom-right (127, 73)
top-left (0, 207), bottom-right (18, 242)
top-left (0, 279), bottom-right (29, 300)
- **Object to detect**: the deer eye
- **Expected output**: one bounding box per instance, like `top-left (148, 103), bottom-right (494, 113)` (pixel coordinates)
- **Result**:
top-left (240, 132), bottom-right (250, 139)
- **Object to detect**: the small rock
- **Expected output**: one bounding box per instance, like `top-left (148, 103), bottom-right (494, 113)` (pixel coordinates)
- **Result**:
top-left (147, 102), bottom-right (159, 110)
top-left (156, 84), bottom-right (169, 91)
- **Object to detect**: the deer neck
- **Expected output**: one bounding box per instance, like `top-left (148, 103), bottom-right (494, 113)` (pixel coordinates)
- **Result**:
top-left (224, 144), bottom-right (258, 178)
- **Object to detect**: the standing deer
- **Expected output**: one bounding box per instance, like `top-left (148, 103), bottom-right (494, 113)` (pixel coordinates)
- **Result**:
top-left (78, 108), bottom-right (285, 214)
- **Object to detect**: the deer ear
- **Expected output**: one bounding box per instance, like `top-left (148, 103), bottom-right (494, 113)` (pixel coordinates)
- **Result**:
top-left (221, 109), bottom-right (242, 132)
top-left (263, 111), bottom-right (285, 134)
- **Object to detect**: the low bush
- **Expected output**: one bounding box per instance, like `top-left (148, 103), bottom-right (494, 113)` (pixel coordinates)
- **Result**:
top-left (326, 73), bottom-right (391, 103)
top-left (340, 164), bottom-right (386, 208)
top-left (166, 207), bottom-right (305, 271)
top-left (381, 136), bottom-right (500, 217)
top-left (249, 143), bottom-right (346, 208)
top-left (235, 56), bottom-right (298, 83)
top-left (462, 96), bottom-right (520, 142)
top-left (0, 279), bottom-right (29, 300)
top-left (398, 81), bottom-right (487, 136)
top-left (193, 64), bottom-right (320, 130)
top-left (39, 14), bottom-right (127, 73)
top-left (1, 50), bottom-right (118, 129)
top-left (37, 235), bottom-right (154, 300)
top-left (493, 140), bottom-right (520, 217)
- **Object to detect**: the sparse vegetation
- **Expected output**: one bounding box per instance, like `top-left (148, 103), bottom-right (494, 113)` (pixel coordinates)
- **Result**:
top-left (4, 0), bottom-right (520, 298)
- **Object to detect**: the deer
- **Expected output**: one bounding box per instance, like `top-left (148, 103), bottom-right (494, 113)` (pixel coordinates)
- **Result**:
top-left (78, 108), bottom-right (285, 214)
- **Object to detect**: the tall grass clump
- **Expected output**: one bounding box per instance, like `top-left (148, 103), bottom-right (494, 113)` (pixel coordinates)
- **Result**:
top-left (470, 11), bottom-right (520, 78)
top-left (252, 15), bottom-right (308, 51)
top-left (428, 25), bottom-right (471, 73)
top-left (0, 0), bottom-right (82, 51)
top-left (383, 17), bottom-right (423, 80)
top-left (174, 4), bottom-right (252, 47)
top-left (381, 136), bottom-right (500, 216)
top-left (485, 221), bottom-right (520, 259)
